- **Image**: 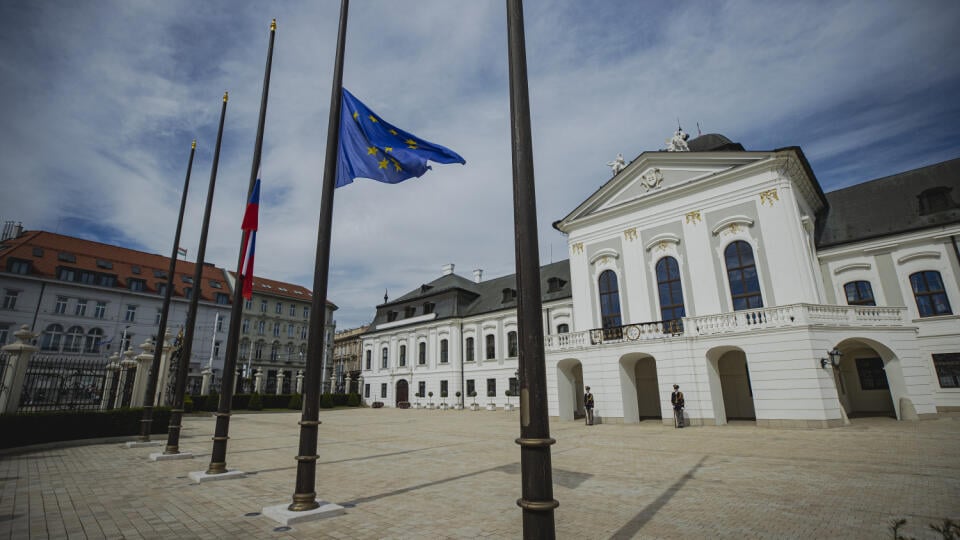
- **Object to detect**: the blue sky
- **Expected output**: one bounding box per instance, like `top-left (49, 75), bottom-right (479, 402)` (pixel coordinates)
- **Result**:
top-left (1, 1), bottom-right (958, 329)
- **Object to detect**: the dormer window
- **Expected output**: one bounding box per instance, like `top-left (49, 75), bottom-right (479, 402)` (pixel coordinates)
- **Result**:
top-left (501, 288), bottom-right (517, 303)
top-left (96, 259), bottom-right (113, 269)
top-left (57, 252), bottom-right (76, 263)
top-left (131, 265), bottom-right (141, 275)
top-left (423, 302), bottom-right (435, 314)
top-left (387, 311), bottom-right (398, 322)
top-left (547, 277), bottom-right (567, 293)
top-left (404, 306), bottom-right (416, 318)
top-left (182, 275), bottom-right (194, 284)
top-left (154, 269), bottom-right (167, 278)
top-left (918, 186), bottom-right (955, 215)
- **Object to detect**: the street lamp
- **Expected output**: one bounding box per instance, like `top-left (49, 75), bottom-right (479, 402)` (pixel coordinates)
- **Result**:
top-left (820, 348), bottom-right (842, 369)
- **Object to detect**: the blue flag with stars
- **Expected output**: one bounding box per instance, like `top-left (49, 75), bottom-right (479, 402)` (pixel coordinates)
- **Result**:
top-left (336, 88), bottom-right (466, 188)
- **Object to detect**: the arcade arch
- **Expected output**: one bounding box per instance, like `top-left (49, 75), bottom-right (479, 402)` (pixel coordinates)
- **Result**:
top-left (706, 346), bottom-right (756, 424)
top-left (831, 337), bottom-right (901, 419)
top-left (619, 353), bottom-right (662, 423)
top-left (556, 358), bottom-right (584, 421)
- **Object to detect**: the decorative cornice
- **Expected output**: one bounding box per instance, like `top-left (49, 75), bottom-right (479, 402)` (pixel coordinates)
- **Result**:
top-left (589, 249), bottom-right (620, 265)
top-left (897, 251), bottom-right (941, 264)
top-left (711, 215), bottom-right (755, 236)
top-left (644, 233), bottom-right (681, 252)
top-left (833, 262), bottom-right (872, 275)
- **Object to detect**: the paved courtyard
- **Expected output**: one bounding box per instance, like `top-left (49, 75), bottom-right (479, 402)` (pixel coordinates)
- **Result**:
top-left (1, 407), bottom-right (958, 539)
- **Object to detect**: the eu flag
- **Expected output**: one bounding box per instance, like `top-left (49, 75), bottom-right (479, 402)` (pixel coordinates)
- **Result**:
top-left (336, 88), bottom-right (465, 188)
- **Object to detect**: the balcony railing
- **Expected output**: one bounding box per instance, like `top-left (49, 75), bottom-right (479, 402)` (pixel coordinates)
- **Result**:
top-left (544, 304), bottom-right (908, 352)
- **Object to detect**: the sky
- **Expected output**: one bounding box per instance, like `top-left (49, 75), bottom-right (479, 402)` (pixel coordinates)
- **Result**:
top-left (1, 1), bottom-right (959, 329)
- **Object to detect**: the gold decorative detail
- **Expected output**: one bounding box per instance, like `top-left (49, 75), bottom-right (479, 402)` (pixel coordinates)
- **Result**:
top-left (571, 243), bottom-right (584, 254)
top-left (223, 91), bottom-right (229, 102)
top-left (656, 241), bottom-right (668, 252)
top-left (760, 189), bottom-right (779, 206)
top-left (728, 223), bottom-right (741, 234)
top-left (599, 256), bottom-right (611, 266)
top-left (623, 228), bottom-right (638, 241)
top-left (191, 139), bottom-right (197, 149)
top-left (685, 210), bottom-right (701, 225)
top-left (270, 18), bottom-right (277, 31)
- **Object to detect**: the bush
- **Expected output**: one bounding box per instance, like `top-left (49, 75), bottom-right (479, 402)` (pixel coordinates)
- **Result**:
top-left (183, 395), bottom-right (194, 413)
top-left (487, 391), bottom-right (496, 398)
top-left (204, 391), bottom-right (220, 412)
top-left (231, 393), bottom-right (252, 410)
top-left (0, 407), bottom-right (172, 449)
top-left (347, 393), bottom-right (361, 407)
top-left (288, 393), bottom-right (303, 410)
top-left (319, 392), bottom-right (334, 409)
top-left (248, 393), bottom-right (263, 411)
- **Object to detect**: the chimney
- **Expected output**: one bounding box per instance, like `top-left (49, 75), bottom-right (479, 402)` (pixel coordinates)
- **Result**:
top-left (441, 263), bottom-right (455, 276)
top-left (473, 269), bottom-right (483, 283)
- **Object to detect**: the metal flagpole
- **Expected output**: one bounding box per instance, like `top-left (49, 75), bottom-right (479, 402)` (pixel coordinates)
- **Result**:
top-left (506, 0), bottom-right (558, 537)
top-left (288, 0), bottom-right (348, 512)
top-left (139, 140), bottom-right (197, 441)
top-left (164, 91), bottom-right (229, 455)
top-left (205, 18), bottom-right (277, 475)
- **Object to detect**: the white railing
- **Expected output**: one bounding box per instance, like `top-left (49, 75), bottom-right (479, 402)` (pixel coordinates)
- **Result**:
top-left (544, 304), bottom-right (909, 351)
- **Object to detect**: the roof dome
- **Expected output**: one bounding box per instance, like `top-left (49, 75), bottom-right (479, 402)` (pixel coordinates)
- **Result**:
top-left (687, 133), bottom-right (744, 152)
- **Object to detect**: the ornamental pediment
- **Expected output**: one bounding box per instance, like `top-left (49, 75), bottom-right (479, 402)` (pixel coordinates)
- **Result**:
top-left (595, 165), bottom-right (734, 213)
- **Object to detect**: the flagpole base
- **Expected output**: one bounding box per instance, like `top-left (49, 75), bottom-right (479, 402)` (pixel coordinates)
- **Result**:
top-left (263, 500), bottom-right (345, 526)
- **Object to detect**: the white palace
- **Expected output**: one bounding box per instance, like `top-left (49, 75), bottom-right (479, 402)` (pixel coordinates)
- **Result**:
top-left (360, 131), bottom-right (960, 428)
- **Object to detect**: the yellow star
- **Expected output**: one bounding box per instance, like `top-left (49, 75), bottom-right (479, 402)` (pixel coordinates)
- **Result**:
top-left (384, 147), bottom-right (393, 153)
top-left (368, 114), bottom-right (378, 123)
top-left (393, 160), bottom-right (402, 172)
top-left (378, 158), bottom-right (388, 169)
top-left (367, 146), bottom-right (378, 155)
top-left (389, 129), bottom-right (398, 135)
top-left (352, 111), bottom-right (358, 120)
top-left (405, 138), bottom-right (418, 149)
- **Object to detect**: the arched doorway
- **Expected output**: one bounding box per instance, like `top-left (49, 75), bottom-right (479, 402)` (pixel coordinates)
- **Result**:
top-left (707, 347), bottom-right (756, 424)
top-left (396, 379), bottom-right (409, 406)
top-left (556, 358), bottom-right (584, 421)
top-left (619, 353), bottom-right (662, 423)
top-left (833, 339), bottom-right (897, 419)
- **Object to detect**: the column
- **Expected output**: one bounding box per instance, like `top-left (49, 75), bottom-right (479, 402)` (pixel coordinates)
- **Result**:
top-left (296, 369), bottom-right (304, 394)
top-left (155, 330), bottom-right (174, 406)
top-left (200, 368), bottom-right (212, 396)
top-left (254, 368), bottom-right (264, 394)
top-left (131, 338), bottom-right (155, 408)
top-left (276, 370), bottom-right (285, 396)
top-left (0, 325), bottom-right (38, 414)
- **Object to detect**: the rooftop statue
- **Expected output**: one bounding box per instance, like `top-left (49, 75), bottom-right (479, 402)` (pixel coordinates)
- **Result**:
top-left (666, 127), bottom-right (690, 152)
top-left (607, 153), bottom-right (627, 175)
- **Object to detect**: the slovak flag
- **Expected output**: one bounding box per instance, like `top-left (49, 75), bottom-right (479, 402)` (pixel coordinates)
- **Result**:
top-left (239, 177), bottom-right (260, 300)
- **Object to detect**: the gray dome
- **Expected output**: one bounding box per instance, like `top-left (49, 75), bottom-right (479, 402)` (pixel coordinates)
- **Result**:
top-left (687, 133), bottom-right (744, 152)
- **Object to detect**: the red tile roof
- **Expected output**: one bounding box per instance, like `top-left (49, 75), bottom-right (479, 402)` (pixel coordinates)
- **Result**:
top-left (227, 271), bottom-right (336, 309)
top-left (0, 230), bottom-right (230, 303)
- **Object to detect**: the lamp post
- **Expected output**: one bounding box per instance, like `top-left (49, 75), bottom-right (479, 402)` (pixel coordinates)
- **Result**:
top-left (820, 348), bottom-right (842, 369)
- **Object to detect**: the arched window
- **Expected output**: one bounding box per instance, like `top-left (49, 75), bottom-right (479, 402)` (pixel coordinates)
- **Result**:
top-left (598, 270), bottom-right (622, 328)
top-left (556, 323), bottom-right (569, 334)
top-left (41, 324), bottom-right (64, 351)
top-left (843, 281), bottom-right (876, 306)
top-left (85, 328), bottom-right (104, 353)
top-left (63, 326), bottom-right (85, 353)
top-left (418, 342), bottom-right (426, 365)
top-left (465, 337), bottom-right (475, 362)
top-left (656, 257), bottom-right (686, 326)
top-left (910, 271), bottom-right (952, 317)
top-left (440, 339), bottom-right (449, 363)
top-left (507, 331), bottom-right (518, 357)
top-left (724, 241), bottom-right (763, 310)
top-left (485, 334), bottom-right (496, 359)
top-left (270, 341), bottom-right (280, 361)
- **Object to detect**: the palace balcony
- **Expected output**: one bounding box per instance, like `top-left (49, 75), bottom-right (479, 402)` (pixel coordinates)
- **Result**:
top-left (543, 303), bottom-right (909, 352)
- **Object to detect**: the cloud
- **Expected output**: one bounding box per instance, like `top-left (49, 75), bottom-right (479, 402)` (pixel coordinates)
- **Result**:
top-left (1, 0), bottom-right (958, 329)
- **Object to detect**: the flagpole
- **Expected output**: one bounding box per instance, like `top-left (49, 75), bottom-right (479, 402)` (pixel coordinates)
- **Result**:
top-left (140, 136), bottom-right (198, 440)
top-left (164, 91), bottom-right (229, 455)
top-left (506, 0), bottom-right (558, 537)
top-left (288, 0), bottom-right (348, 512)
top-left (206, 18), bottom-right (277, 475)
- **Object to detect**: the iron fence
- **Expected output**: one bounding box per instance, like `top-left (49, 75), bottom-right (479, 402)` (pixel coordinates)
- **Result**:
top-left (18, 354), bottom-right (107, 413)
top-left (0, 351), bottom-right (9, 397)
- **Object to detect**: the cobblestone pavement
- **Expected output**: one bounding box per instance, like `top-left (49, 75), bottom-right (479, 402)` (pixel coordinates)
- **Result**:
top-left (1, 408), bottom-right (958, 539)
